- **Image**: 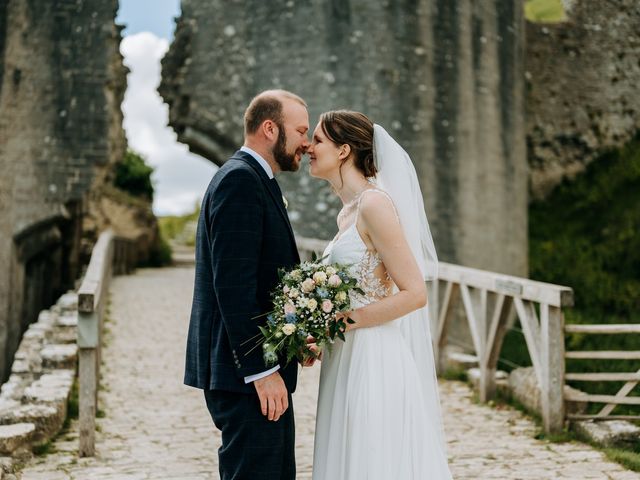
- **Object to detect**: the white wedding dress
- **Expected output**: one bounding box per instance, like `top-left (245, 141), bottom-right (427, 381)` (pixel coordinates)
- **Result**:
top-left (312, 189), bottom-right (453, 480)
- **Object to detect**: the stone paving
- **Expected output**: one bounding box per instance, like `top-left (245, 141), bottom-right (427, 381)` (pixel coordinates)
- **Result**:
top-left (17, 266), bottom-right (640, 479)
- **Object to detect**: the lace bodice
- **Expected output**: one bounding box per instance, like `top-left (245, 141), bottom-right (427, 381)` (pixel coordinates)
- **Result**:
top-left (323, 189), bottom-right (397, 306)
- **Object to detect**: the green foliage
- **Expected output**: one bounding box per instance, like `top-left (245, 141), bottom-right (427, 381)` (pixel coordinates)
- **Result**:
top-left (504, 136), bottom-right (640, 416)
top-left (525, 0), bottom-right (566, 23)
top-left (114, 150), bottom-right (155, 201)
top-left (143, 235), bottom-right (173, 267)
top-left (158, 202), bottom-right (201, 247)
top-left (529, 138), bottom-right (640, 317)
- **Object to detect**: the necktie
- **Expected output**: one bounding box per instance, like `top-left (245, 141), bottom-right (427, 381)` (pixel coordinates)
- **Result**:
top-left (270, 177), bottom-right (285, 207)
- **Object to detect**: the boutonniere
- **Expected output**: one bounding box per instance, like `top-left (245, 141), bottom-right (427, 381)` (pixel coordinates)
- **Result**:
top-left (282, 195), bottom-right (288, 209)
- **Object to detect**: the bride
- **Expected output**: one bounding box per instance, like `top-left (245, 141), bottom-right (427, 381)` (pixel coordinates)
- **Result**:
top-left (307, 110), bottom-right (453, 479)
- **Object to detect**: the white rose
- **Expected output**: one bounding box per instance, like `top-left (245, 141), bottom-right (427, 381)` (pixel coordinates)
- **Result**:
top-left (301, 278), bottom-right (316, 293)
top-left (313, 271), bottom-right (327, 285)
top-left (289, 288), bottom-right (300, 299)
top-left (335, 291), bottom-right (347, 303)
top-left (282, 323), bottom-right (296, 336)
top-left (307, 298), bottom-right (318, 311)
top-left (326, 266), bottom-right (337, 275)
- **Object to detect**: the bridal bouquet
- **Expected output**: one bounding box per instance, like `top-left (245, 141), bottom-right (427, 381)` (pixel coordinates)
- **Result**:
top-left (247, 259), bottom-right (362, 366)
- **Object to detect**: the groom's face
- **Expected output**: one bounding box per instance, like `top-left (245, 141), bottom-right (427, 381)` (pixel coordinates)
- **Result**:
top-left (272, 100), bottom-right (309, 172)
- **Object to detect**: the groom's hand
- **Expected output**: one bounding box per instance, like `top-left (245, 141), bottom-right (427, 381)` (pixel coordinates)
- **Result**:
top-left (253, 371), bottom-right (288, 421)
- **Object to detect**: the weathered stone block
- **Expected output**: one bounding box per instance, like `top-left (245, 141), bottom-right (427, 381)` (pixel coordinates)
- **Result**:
top-left (56, 292), bottom-right (78, 312)
top-left (0, 375), bottom-right (33, 403)
top-left (56, 312), bottom-right (78, 328)
top-left (22, 371), bottom-right (74, 405)
top-left (50, 327), bottom-right (77, 345)
top-left (40, 345), bottom-right (77, 370)
top-left (0, 456), bottom-right (14, 475)
top-left (573, 420), bottom-right (640, 450)
top-left (509, 366), bottom-right (587, 417)
top-left (0, 424), bottom-right (35, 455)
top-left (0, 404), bottom-right (63, 445)
top-left (36, 311), bottom-right (56, 327)
top-left (468, 367), bottom-right (510, 398)
top-left (445, 350), bottom-right (479, 371)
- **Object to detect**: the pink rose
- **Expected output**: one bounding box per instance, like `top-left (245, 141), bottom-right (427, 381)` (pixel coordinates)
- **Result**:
top-left (321, 299), bottom-right (334, 313)
top-left (283, 285), bottom-right (290, 294)
top-left (284, 303), bottom-right (296, 315)
top-left (328, 274), bottom-right (342, 287)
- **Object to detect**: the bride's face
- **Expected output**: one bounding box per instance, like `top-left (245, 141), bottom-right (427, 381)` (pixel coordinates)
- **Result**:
top-left (308, 123), bottom-right (343, 180)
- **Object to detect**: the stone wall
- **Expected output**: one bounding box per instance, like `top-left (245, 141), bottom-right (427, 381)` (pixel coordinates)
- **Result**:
top-left (0, 0), bottom-right (156, 385)
top-left (160, 0), bottom-right (528, 278)
top-left (526, 0), bottom-right (640, 199)
top-left (0, 291), bottom-right (78, 470)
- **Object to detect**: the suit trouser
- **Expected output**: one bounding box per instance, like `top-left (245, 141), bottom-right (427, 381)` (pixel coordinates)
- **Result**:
top-left (204, 389), bottom-right (295, 480)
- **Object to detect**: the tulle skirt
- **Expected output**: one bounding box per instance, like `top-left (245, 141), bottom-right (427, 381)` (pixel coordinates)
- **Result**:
top-left (312, 311), bottom-right (453, 479)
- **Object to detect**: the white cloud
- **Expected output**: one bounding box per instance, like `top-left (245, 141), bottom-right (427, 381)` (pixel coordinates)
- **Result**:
top-left (120, 32), bottom-right (216, 216)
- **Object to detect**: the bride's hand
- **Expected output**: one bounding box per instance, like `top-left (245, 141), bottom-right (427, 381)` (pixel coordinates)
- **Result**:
top-left (336, 310), bottom-right (358, 332)
top-left (302, 335), bottom-right (322, 366)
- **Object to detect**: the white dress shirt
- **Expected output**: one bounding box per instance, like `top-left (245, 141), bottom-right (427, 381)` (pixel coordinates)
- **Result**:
top-left (239, 146), bottom-right (281, 384)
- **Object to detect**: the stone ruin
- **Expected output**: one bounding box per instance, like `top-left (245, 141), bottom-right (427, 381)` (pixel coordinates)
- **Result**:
top-left (526, 0), bottom-right (640, 198)
top-left (160, 0), bottom-right (529, 279)
top-left (160, 0), bottom-right (640, 268)
top-left (0, 0), bottom-right (160, 386)
top-left (0, 291), bottom-right (79, 472)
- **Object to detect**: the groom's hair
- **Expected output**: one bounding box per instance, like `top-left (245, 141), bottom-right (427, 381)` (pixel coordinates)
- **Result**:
top-left (244, 90), bottom-right (307, 136)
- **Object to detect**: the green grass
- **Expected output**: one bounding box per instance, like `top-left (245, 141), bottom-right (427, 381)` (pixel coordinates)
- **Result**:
top-left (603, 448), bottom-right (640, 471)
top-left (32, 441), bottom-right (56, 456)
top-left (525, 0), bottom-right (566, 23)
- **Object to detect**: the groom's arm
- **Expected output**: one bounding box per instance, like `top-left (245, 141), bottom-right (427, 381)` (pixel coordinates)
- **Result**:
top-left (208, 169), bottom-right (274, 379)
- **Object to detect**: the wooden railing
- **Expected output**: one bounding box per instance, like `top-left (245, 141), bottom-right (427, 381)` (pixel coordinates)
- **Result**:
top-left (296, 236), bottom-right (574, 434)
top-left (432, 262), bottom-right (573, 434)
top-left (564, 323), bottom-right (640, 421)
top-left (77, 230), bottom-right (138, 456)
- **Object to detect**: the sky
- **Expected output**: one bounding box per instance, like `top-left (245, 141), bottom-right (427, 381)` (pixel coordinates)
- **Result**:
top-left (116, 0), bottom-right (216, 216)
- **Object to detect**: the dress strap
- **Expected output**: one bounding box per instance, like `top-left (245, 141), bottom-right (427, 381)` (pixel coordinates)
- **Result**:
top-left (355, 188), bottom-right (400, 223)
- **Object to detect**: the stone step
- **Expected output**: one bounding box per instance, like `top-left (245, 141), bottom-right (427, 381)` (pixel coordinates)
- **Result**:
top-left (56, 292), bottom-right (78, 313)
top-left (0, 424), bottom-right (35, 455)
top-left (40, 344), bottom-right (77, 370)
top-left (22, 371), bottom-right (74, 405)
top-left (0, 404), bottom-right (63, 445)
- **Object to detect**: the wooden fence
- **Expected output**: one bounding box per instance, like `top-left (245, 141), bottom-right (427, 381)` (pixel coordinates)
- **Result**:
top-left (564, 323), bottom-right (640, 421)
top-left (76, 230), bottom-right (138, 457)
top-left (297, 236), bottom-right (574, 434)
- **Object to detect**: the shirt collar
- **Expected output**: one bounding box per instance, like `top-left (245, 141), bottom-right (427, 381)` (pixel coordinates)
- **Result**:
top-left (240, 146), bottom-right (274, 179)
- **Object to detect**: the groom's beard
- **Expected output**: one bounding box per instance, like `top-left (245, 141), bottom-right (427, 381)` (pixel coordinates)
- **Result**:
top-left (273, 124), bottom-right (300, 172)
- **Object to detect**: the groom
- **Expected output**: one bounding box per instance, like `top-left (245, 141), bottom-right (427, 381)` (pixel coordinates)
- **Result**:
top-left (184, 90), bottom-right (310, 480)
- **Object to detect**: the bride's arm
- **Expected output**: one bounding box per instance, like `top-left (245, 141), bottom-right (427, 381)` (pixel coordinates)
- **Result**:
top-left (345, 193), bottom-right (427, 330)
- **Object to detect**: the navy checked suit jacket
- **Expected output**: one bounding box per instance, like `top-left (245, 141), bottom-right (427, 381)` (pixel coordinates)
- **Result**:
top-left (184, 150), bottom-right (300, 394)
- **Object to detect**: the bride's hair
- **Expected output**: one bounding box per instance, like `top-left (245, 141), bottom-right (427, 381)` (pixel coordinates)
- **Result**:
top-left (319, 110), bottom-right (377, 180)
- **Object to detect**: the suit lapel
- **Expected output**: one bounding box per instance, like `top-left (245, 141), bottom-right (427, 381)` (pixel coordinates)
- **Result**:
top-left (230, 151), bottom-right (298, 250)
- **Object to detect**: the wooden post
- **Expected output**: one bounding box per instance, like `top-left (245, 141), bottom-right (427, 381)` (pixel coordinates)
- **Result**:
top-left (79, 348), bottom-right (97, 457)
top-left (541, 304), bottom-right (565, 433)
top-left (481, 296), bottom-right (513, 401)
top-left (77, 230), bottom-right (115, 457)
top-left (436, 282), bottom-right (459, 375)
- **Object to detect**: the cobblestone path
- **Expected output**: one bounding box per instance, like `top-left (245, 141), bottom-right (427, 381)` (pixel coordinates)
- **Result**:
top-left (18, 267), bottom-right (639, 479)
